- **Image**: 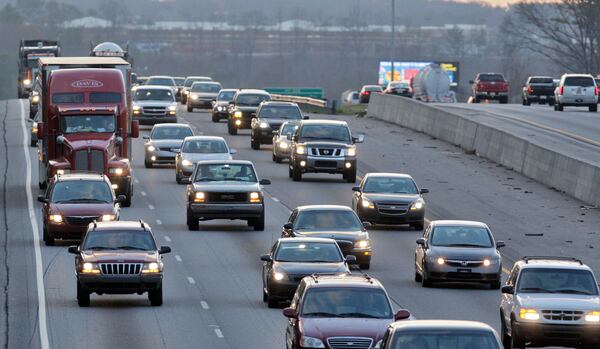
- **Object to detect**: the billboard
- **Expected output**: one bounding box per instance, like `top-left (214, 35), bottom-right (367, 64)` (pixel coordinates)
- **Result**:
top-left (378, 61), bottom-right (459, 86)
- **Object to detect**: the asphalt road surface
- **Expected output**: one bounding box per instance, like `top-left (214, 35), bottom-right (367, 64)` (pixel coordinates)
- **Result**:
top-left (1, 98), bottom-right (598, 348)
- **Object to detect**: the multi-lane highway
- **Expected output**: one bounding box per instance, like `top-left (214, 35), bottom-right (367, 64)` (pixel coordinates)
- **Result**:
top-left (1, 98), bottom-right (599, 348)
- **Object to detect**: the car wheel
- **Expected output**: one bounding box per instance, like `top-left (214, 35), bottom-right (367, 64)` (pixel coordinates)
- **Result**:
top-left (501, 316), bottom-right (511, 349)
top-left (144, 159), bottom-right (153, 168)
top-left (500, 97), bottom-right (508, 104)
top-left (176, 173), bottom-right (182, 184)
top-left (253, 213), bottom-right (265, 231)
top-left (122, 189), bottom-right (132, 208)
top-left (77, 281), bottom-right (90, 307)
top-left (228, 123), bottom-right (238, 135)
top-left (187, 105), bottom-right (193, 112)
top-left (149, 285), bottom-right (163, 306)
top-left (510, 320), bottom-right (526, 348)
top-left (414, 270), bottom-right (422, 282)
top-left (292, 165), bottom-right (302, 182)
top-left (43, 228), bottom-right (54, 246)
top-left (344, 168), bottom-right (357, 183)
top-left (30, 138), bottom-right (37, 147)
top-left (549, 99), bottom-right (555, 106)
top-left (411, 221), bottom-right (424, 231)
top-left (212, 114), bottom-right (219, 122)
top-left (39, 179), bottom-right (47, 190)
top-left (472, 96), bottom-right (479, 103)
top-left (251, 137), bottom-right (260, 150)
top-left (359, 263), bottom-right (370, 270)
top-left (187, 211), bottom-right (199, 231)
top-left (590, 104), bottom-right (597, 112)
top-left (491, 280), bottom-right (501, 289)
top-left (557, 103), bottom-right (564, 111)
top-left (263, 287), bottom-right (268, 302)
top-left (421, 266), bottom-right (432, 287)
top-left (288, 165), bottom-right (293, 178)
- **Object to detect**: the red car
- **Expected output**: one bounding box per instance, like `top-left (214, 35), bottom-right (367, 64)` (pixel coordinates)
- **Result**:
top-left (470, 73), bottom-right (509, 104)
top-left (283, 274), bottom-right (411, 349)
top-left (38, 173), bottom-right (124, 246)
top-left (359, 85), bottom-right (384, 103)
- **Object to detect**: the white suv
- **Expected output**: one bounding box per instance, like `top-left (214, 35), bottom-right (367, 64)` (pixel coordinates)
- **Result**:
top-left (500, 256), bottom-right (600, 349)
top-left (554, 74), bottom-right (598, 112)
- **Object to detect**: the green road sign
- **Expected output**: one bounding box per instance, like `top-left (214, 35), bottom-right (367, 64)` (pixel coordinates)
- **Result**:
top-left (265, 87), bottom-right (324, 100)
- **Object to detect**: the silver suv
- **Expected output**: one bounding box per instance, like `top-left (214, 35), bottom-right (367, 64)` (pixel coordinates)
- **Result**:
top-left (500, 256), bottom-right (600, 349)
top-left (554, 74), bottom-right (598, 112)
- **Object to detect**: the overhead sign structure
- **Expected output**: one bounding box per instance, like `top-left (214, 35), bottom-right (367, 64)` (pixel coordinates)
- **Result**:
top-left (265, 87), bottom-right (324, 100)
top-left (378, 61), bottom-right (459, 87)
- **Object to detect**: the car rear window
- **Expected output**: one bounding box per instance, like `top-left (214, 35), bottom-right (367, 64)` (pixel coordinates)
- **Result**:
top-left (365, 86), bottom-right (383, 92)
top-left (529, 77), bottom-right (554, 84)
top-left (564, 77), bottom-right (594, 87)
top-left (52, 93), bottom-right (84, 104)
top-left (390, 331), bottom-right (500, 349)
top-left (89, 92), bottom-right (122, 103)
top-left (478, 74), bottom-right (505, 82)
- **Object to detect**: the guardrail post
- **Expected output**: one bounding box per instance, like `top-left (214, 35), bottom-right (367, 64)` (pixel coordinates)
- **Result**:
top-left (331, 100), bottom-right (337, 114)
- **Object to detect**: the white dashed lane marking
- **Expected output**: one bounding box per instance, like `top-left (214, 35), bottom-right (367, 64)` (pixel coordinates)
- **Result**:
top-left (214, 329), bottom-right (224, 338)
top-left (201, 301), bottom-right (210, 309)
top-left (175, 255), bottom-right (182, 262)
top-left (148, 204), bottom-right (155, 210)
top-left (187, 277), bottom-right (196, 284)
top-left (164, 236), bottom-right (171, 242)
top-left (140, 191), bottom-right (147, 196)
top-left (156, 219), bottom-right (162, 225)
top-left (272, 197), bottom-right (280, 202)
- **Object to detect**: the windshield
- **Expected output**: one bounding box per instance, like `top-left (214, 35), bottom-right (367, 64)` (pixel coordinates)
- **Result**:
top-left (390, 331), bottom-right (500, 349)
top-left (295, 210), bottom-right (363, 231)
top-left (51, 181), bottom-right (112, 203)
top-left (184, 78), bottom-right (211, 87)
top-left (52, 93), bottom-right (84, 104)
top-left (146, 77), bottom-right (175, 86)
top-left (217, 91), bottom-right (236, 101)
top-left (299, 125), bottom-right (351, 143)
top-left (151, 126), bottom-right (193, 140)
top-left (301, 288), bottom-right (392, 319)
top-left (236, 94), bottom-right (270, 106)
top-left (564, 77), bottom-right (595, 87)
top-left (363, 177), bottom-right (418, 194)
top-left (259, 105), bottom-right (302, 119)
top-left (89, 92), bottom-right (122, 103)
top-left (194, 163), bottom-right (257, 182)
top-left (275, 242), bottom-right (343, 263)
top-left (61, 115), bottom-right (115, 133)
top-left (478, 74), bottom-right (505, 82)
top-left (82, 230), bottom-right (157, 251)
top-left (191, 83), bottom-right (222, 93)
top-left (134, 89), bottom-right (174, 101)
top-left (431, 226), bottom-right (493, 248)
top-left (173, 78), bottom-right (185, 86)
top-left (182, 140), bottom-right (228, 154)
top-left (517, 268), bottom-right (598, 295)
top-left (281, 123), bottom-right (299, 135)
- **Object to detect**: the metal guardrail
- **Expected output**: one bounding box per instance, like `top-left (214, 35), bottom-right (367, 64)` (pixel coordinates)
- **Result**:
top-left (270, 94), bottom-right (327, 108)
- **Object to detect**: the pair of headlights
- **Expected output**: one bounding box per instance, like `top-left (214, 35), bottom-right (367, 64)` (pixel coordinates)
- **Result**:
top-left (299, 337), bottom-right (382, 348)
top-left (49, 214), bottom-right (116, 223)
top-left (193, 192), bottom-right (262, 203)
top-left (518, 309), bottom-right (600, 322)
top-left (80, 262), bottom-right (160, 274)
top-left (360, 198), bottom-right (424, 210)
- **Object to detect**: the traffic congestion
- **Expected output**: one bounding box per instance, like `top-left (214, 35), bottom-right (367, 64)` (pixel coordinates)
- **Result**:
top-left (10, 39), bottom-right (600, 349)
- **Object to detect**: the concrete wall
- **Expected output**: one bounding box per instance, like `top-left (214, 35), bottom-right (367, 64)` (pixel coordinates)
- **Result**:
top-left (368, 93), bottom-right (600, 206)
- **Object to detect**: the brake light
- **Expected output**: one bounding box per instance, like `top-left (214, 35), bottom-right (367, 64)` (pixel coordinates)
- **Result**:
top-left (559, 86), bottom-right (564, 95)
top-left (595, 86), bottom-right (598, 96)
top-left (27, 69), bottom-right (31, 81)
top-left (361, 91), bottom-right (370, 95)
top-left (528, 87), bottom-right (533, 94)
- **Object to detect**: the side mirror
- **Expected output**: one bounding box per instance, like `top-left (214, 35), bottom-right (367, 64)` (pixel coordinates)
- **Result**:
top-left (37, 122), bottom-right (44, 138)
top-left (116, 195), bottom-right (127, 204)
top-left (352, 186), bottom-right (361, 192)
top-left (394, 309), bottom-right (411, 321)
top-left (283, 223), bottom-right (293, 230)
top-left (420, 188), bottom-right (429, 194)
top-left (230, 149), bottom-right (237, 155)
top-left (303, 115), bottom-right (310, 120)
top-left (282, 307), bottom-right (298, 319)
top-left (159, 246), bottom-right (172, 254)
top-left (260, 254), bottom-right (273, 262)
top-left (37, 195), bottom-right (48, 203)
top-left (259, 179), bottom-right (271, 185)
top-left (67, 246), bottom-right (79, 254)
top-left (496, 241), bottom-right (506, 248)
top-left (345, 255), bottom-right (357, 265)
top-left (115, 136), bottom-right (123, 145)
top-left (143, 135), bottom-right (150, 140)
top-left (362, 221), bottom-right (372, 229)
top-left (416, 238), bottom-right (426, 246)
top-left (181, 177), bottom-right (192, 184)
top-left (353, 134), bottom-right (365, 143)
top-left (56, 135), bottom-right (65, 145)
top-left (501, 285), bottom-right (514, 294)
top-left (131, 120), bottom-right (140, 138)
top-left (469, 80), bottom-right (475, 84)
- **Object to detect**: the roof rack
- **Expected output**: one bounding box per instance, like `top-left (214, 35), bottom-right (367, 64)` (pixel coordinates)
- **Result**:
top-left (522, 256), bottom-right (583, 265)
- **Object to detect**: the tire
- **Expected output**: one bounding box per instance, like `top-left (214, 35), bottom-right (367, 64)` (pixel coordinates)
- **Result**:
top-left (149, 285), bottom-right (163, 306)
top-left (266, 287), bottom-right (278, 308)
top-left (501, 317), bottom-right (511, 349)
top-left (212, 114), bottom-right (219, 122)
top-left (228, 123), bottom-right (237, 135)
top-left (77, 281), bottom-right (90, 307)
top-left (187, 211), bottom-right (199, 231)
top-left (472, 96), bottom-right (479, 103)
top-left (39, 179), bottom-right (47, 190)
top-left (272, 153), bottom-right (282, 163)
top-left (359, 263), bottom-right (370, 270)
top-left (549, 99), bottom-right (555, 106)
top-left (292, 165), bottom-right (302, 182)
top-left (510, 320), bottom-right (526, 348)
top-left (251, 137), bottom-right (260, 150)
top-left (262, 288), bottom-right (268, 302)
top-left (491, 280), bottom-right (501, 290)
top-left (288, 166), bottom-right (293, 178)
top-left (30, 138), bottom-right (36, 147)
top-left (43, 228), bottom-right (55, 246)
top-left (253, 213), bottom-right (265, 231)
top-left (500, 97), bottom-right (508, 104)
top-left (421, 267), bottom-right (432, 287)
top-left (176, 173), bottom-right (182, 184)
top-left (187, 105), bottom-right (193, 112)
top-left (557, 103), bottom-right (564, 111)
top-left (344, 168), bottom-right (357, 183)
top-left (144, 159), bottom-right (153, 168)
top-left (411, 221), bottom-right (424, 231)
top-left (122, 188), bottom-right (132, 207)
top-left (590, 104), bottom-right (597, 112)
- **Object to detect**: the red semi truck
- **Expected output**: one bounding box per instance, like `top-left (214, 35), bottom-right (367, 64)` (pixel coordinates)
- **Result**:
top-left (36, 57), bottom-right (139, 206)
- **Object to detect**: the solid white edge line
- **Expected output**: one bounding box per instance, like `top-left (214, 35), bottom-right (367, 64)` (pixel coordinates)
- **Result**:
top-left (20, 100), bottom-right (50, 349)
top-left (214, 328), bottom-right (224, 338)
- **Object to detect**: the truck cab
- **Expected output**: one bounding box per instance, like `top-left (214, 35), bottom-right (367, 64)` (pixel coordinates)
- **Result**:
top-left (18, 39), bottom-right (60, 98)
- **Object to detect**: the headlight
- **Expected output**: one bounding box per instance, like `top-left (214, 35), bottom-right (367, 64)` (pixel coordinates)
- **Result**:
top-left (410, 200), bottom-right (424, 210)
top-left (483, 258), bottom-right (499, 266)
top-left (347, 147), bottom-right (356, 156)
top-left (194, 192), bottom-right (205, 203)
top-left (234, 111), bottom-right (242, 118)
top-left (361, 198), bottom-right (374, 209)
top-left (181, 159), bottom-right (192, 167)
top-left (519, 308), bottom-right (540, 321)
top-left (300, 336), bottom-right (325, 348)
top-left (101, 214), bottom-right (116, 222)
top-left (585, 311), bottom-right (600, 322)
top-left (56, 169), bottom-right (66, 175)
top-left (436, 257), bottom-right (445, 265)
top-left (296, 145), bottom-right (306, 155)
top-left (109, 167), bottom-right (124, 175)
top-left (147, 145), bottom-right (156, 152)
top-left (191, 94), bottom-right (198, 100)
top-left (273, 272), bottom-right (286, 281)
top-left (183, 90), bottom-right (189, 95)
top-left (133, 105), bottom-right (141, 111)
top-left (217, 106), bottom-right (223, 111)
top-left (354, 240), bottom-right (370, 249)
top-left (169, 105), bottom-right (177, 111)
top-left (81, 262), bottom-right (100, 274)
top-left (374, 340), bottom-right (383, 349)
top-left (279, 141), bottom-right (288, 149)
top-left (23, 79), bottom-right (31, 85)
top-left (259, 122), bottom-right (269, 129)
top-left (142, 262), bottom-right (161, 273)
top-left (249, 192), bottom-right (261, 203)
top-left (32, 95), bottom-right (40, 103)
top-left (49, 214), bottom-right (63, 223)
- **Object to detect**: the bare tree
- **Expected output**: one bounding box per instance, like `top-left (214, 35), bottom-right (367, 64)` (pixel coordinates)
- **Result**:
top-left (505, 0), bottom-right (600, 74)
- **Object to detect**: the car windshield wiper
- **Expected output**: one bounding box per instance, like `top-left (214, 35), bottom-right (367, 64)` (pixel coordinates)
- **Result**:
top-left (444, 243), bottom-right (489, 248)
top-left (339, 312), bottom-right (383, 319)
top-left (519, 287), bottom-right (555, 293)
top-left (114, 246), bottom-right (148, 251)
top-left (194, 178), bottom-right (221, 182)
top-left (551, 289), bottom-right (595, 295)
top-left (85, 246), bottom-right (117, 250)
top-left (56, 198), bottom-right (109, 203)
top-left (302, 312), bottom-right (343, 318)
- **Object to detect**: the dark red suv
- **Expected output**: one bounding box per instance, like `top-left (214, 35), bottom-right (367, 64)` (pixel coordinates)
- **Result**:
top-left (282, 274), bottom-right (411, 349)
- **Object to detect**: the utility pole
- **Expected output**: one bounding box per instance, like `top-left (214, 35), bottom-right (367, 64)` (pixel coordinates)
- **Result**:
top-left (390, 0), bottom-right (396, 85)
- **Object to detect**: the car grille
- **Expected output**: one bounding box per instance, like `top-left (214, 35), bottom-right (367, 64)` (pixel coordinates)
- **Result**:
top-left (314, 160), bottom-right (338, 168)
top-left (158, 147), bottom-right (177, 152)
top-left (206, 192), bottom-right (248, 203)
top-left (542, 310), bottom-right (584, 321)
top-left (335, 240), bottom-right (354, 253)
top-left (65, 216), bottom-right (99, 225)
top-left (377, 202), bottom-right (409, 215)
top-left (100, 263), bottom-right (143, 275)
top-left (327, 337), bottom-right (373, 349)
top-left (311, 148), bottom-right (342, 157)
top-left (143, 106), bottom-right (167, 115)
top-left (445, 260), bottom-right (485, 268)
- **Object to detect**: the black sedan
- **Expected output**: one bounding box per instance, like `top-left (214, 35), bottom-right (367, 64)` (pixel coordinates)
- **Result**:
top-left (281, 205), bottom-right (372, 269)
top-left (260, 237), bottom-right (353, 308)
top-left (352, 173), bottom-right (428, 230)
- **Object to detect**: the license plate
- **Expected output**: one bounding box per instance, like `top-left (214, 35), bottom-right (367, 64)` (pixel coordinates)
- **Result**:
top-left (457, 269), bottom-right (472, 273)
top-left (540, 96), bottom-right (546, 99)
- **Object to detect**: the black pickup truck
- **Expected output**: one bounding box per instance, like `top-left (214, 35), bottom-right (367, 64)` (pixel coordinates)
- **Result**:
top-left (522, 76), bottom-right (556, 105)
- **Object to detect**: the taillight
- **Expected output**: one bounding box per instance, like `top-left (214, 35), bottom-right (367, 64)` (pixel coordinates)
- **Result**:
top-left (27, 69), bottom-right (31, 81)
top-left (595, 86), bottom-right (598, 96)
top-left (559, 86), bottom-right (564, 95)
top-left (528, 87), bottom-right (533, 94)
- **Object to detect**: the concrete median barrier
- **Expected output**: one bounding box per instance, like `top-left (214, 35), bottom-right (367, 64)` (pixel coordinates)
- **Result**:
top-left (368, 93), bottom-right (600, 206)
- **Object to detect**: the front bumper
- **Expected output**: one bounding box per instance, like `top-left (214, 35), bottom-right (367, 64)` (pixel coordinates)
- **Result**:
top-left (426, 262), bottom-right (501, 283)
top-left (188, 98), bottom-right (213, 108)
top-left (45, 221), bottom-right (89, 239)
top-left (133, 115), bottom-right (178, 125)
top-left (212, 110), bottom-right (228, 119)
top-left (267, 279), bottom-right (300, 300)
top-left (273, 142), bottom-right (292, 158)
top-left (189, 203), bottom-right (264, 219)
top-left (254, 128), bottom-right (278, 144)
top-left (78, 273), bottom-right (162, 294)
top-left (513, 321), bottom-right (600, 347)
top-left (293, 155), bottom-right (356, 174)
top-left (229, 117), bottom-right (252, 129)
top-left (357, 206), bottom-right (424, 225)
top-left (108, 175), bottom-right (132, 197)
top-left (146, 150), bottom-right (177, 164)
